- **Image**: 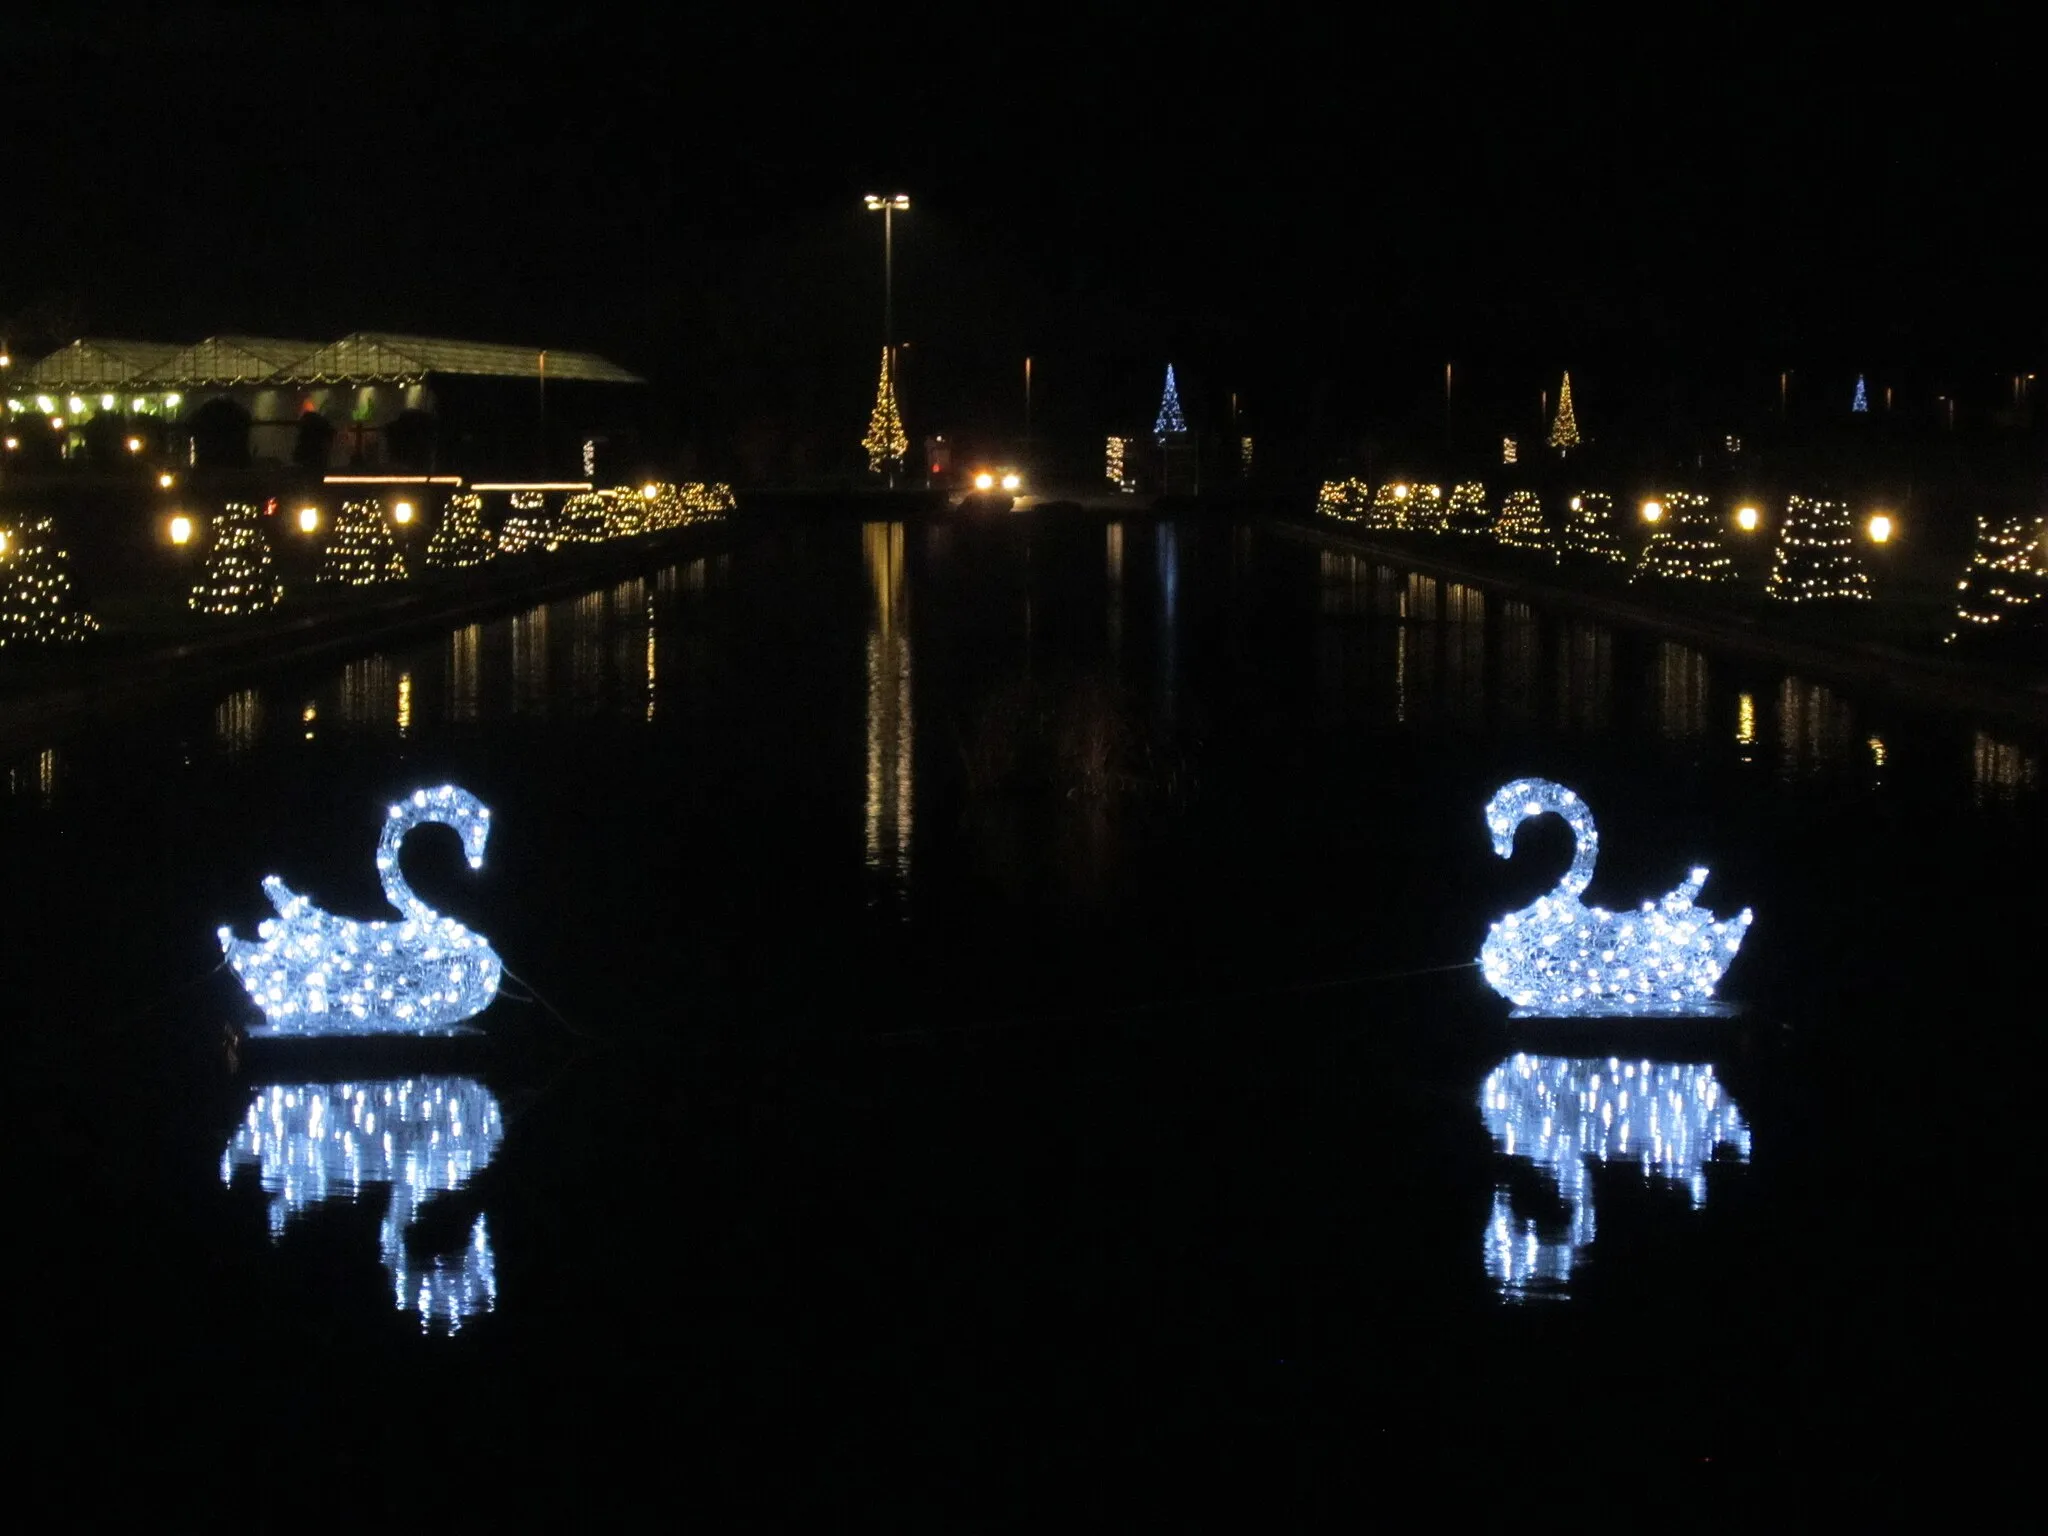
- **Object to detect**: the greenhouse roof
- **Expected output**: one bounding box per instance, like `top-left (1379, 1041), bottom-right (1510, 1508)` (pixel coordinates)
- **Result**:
top-left (142, 336), bottom-right (324, 386)
top-left (12, 333), bottom-right (641, 389)
top-left (276, 333), bottom-right (642, 385)
top-left (19, 339), bottom-right (185, 389)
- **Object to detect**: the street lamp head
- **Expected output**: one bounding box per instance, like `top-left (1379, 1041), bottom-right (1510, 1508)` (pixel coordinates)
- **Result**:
top-left (864, 193), bottom-right (910, 210)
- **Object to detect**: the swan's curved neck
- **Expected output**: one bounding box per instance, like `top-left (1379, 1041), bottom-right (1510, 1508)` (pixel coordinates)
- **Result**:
top-left (376, 796), bottom-right (485, 914)
top-left (377, 815), bottom-right (432, 913)
top-left (1492, 780), bottom-right (1598, 900)
top-left (1557, 815), bottom-right (1597, 899)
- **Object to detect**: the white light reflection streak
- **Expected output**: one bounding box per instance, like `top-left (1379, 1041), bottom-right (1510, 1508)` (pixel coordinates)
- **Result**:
top-left (1479, 1054), bottom-right (1751, 1301)
top-left (220, 1077), bottom-right (503, 1332)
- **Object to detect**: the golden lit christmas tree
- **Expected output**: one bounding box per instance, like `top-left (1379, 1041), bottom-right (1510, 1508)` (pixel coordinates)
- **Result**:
top-left (1549, 371), bottom-right (1581, 451)
top-left (189, 501), bottom-right (283, 615)
top-left (316, 499), bottom-right (407, 586)
top-left (1445, 482), bottom-right (1492, 536)
top-left (1765, 495), bottom-right (1870, 602)
top-left (1495, 490), bottom-right (1549, 551)
top-left (0, 517), bottom-right (99, 645)
top-left (1316, 479), bottom-right (1369, 521)
top-left (862, 346), bottom-right (908, 474)
top-left (1946, 513), bottom-right (2044, 641)
top-left (1560, 492), bottom-right (1626, 564)
top-left (424, 493), bottom-right (496, 571)
top-left (1633, 492), bottom-right (1736, 584)
top-left (498, 491), bottom-right (558, 554)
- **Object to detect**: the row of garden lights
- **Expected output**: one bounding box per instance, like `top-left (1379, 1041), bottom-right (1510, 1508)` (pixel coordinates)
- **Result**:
top-left (157, 482), bottom-right (677, 546)
top-left (1633, 496), bottom-right (1892, 543)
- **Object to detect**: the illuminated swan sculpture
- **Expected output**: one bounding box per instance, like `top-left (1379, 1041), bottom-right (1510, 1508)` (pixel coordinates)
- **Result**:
top-left (1479, 778), bottom-right (1752, 1016)
top-left (220, 785), bottom-right (504, 1036)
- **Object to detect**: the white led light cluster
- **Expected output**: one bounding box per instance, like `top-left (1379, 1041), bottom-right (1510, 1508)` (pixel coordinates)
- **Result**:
top-left (220, 1077), bottom-right (502, 1332)
top-left (1478, 777), bottom-right (1752, 1015)
top-left (1152, 363), bottom-right (1187, 442)
top-left (220, 785), bottom-right (504, 1036)
top-left (1479, 1053), bottom-right (1751, 1300)
top-left (188, 501), bottom-right (283, 615)
top-left (1765, 494), bottom-right (1870, 602)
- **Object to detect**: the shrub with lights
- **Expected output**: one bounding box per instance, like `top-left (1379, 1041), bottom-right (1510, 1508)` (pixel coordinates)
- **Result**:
top-left (1405, 483), bottom-right (1446, 534)
top-left (424, 493), bottom-right (496, 571)
top-left (0, 517), bottom-right (100, 646)
top-left (1560, 491), bottom-right (1626, 564)
top-left (1947, 514), bottom-right (2045, 642)
top-left (1494, 490), bottom-right (1548, 552)
top-left (1316, 478), bottom-right (1370, 522)
top-left (1764, 495), bottom-right (1870, 602)
top-left (497, 492), bottom-right (557, 555)
top-left (189, 501), bottom-right (283, 615)
top-left (1633, 492), bottom-right (1736, 585)
top-left (681, 483), bottom-right (736, 519)
top-left (1368, 482), bottom-right (1412, 531)
top-left (556, 491), bottom-right (634, 545)
top-left (317, 499), bottom-right (408, 586)
top-left (1445, 481), bottom-right (1492, 537)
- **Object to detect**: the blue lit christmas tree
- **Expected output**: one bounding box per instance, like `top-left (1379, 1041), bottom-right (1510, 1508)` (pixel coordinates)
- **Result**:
top-left (1852, 375), bottom-right (1869, 413)
top-left (1153, 364), bottom-right (1188, 442)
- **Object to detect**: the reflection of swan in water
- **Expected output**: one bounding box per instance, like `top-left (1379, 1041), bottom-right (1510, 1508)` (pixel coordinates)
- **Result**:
top-left (1479, 1054), bottom-right (1750, 1301)
top-left (1479, 778), bottom-right (1752, 1016)
top-left (219, 785), bottom-right (504, 1036)
top-left (220, 1078), bottom-right (502, 1331)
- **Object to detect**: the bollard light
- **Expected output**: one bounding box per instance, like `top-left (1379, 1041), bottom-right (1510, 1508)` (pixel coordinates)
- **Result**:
top-left (1641, 500), bottom-right (1664, 523)
top-left (393, 500), bottom-right (415, 525)
top-left (298, 506), bottom-right (321, 533)
top-left (168, 514), bottom-right (194, 546)
top-left (1868, 513), bottom-right (1893, 544)
top-left (1736, 505), bottom-right (1760, 532)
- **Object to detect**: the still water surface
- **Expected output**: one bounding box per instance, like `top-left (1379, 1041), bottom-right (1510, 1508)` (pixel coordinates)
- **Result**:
top-left (8, 517), bottom-right (2039, 1509)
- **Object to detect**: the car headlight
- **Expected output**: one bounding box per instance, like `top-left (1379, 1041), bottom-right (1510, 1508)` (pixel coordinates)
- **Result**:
top-left (974, 472), bottom-right (994, 490)
top-left (1000, 472), bottom-right (1021, 491)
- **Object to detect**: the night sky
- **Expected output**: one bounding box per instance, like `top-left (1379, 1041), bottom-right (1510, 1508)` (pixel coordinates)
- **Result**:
top-left (5, 8), bottom-right (2041, 454)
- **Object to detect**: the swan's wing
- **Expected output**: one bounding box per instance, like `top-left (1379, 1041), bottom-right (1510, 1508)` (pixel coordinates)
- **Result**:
top-left (1666, 867), bottom-right (1709, 906)
top-left (261, 875), bottom-right (305, 915)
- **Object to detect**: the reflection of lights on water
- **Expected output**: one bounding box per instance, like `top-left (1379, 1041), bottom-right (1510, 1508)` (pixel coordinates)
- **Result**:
top-left (1654, 642), bottom-right (1709, 742)
top-left (1778, 677), bottom-right (1856, 779)
top-left (215, 689), bottom-right (263, 757)
top-left (1735, 691), bottom-right (1757, 749)
top-left (1973, 731), bottom-right (2039, 805)
top-left (220, 1077), bottom-right (502, 1332)
top-left (396, 672), bottom-right (413, 736)
top-left (864, 522), bottom-right (913, 892)
top-left (448, 624), bottom-right (481, 724)
top-left (1868, 734), bottom-right (1887, 768)
top-left (302, 701), bottom-right (316, 741)
top-left (1480, 1054), bottom-right (1751, 1301)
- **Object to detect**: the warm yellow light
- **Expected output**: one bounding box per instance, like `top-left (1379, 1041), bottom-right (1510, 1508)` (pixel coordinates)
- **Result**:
top-left (1393, 483), bottom-right (1409, 500)
top-left (393, 500), bottom-right (415, 524)
top-left (1569, 496), bottom-right (1582, 511)
top-left (51, 417), bottom-right (65, 429)
top-left (164, 393), bottom-right (181, 407)
top-left (2, 437), bottom-right (17, 451)
top-left (1641, 500), bottom-right (1664, 523)
top-left (0, 531), bottom-right (9, 555)
top-left (1868, 514), bottom-right (1893, 543)
top-left (100, 393), bottom-right (117, 410)
top-left (1000, 472), bottom-right (1021, 491)
top-left (974, 472), bottom-right (995, 490)
top-left (298, 506), bottom-right (321, 533)
top-left (168, 514), bottom-right (193, 545)
top-left (68, 396), bottom-right (86, 414)
top-left (1736, 505), bottom-right (1760, 531)
top-left (641, 483), bottom-right (659, 500)
top-left (158, 472), bottom-right (175, 489)
top-left (126, 436), bottom-right (143, 453)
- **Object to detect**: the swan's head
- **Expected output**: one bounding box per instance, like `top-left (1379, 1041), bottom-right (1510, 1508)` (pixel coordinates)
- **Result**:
top-left (1485, 778), bottom-right (1575, 858)
top-left (388, 785), bottom-right (493, 870)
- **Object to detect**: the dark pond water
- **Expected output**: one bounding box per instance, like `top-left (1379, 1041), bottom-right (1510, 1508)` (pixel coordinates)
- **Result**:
top-left (8, 516), bottom-right (2040, 1515)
